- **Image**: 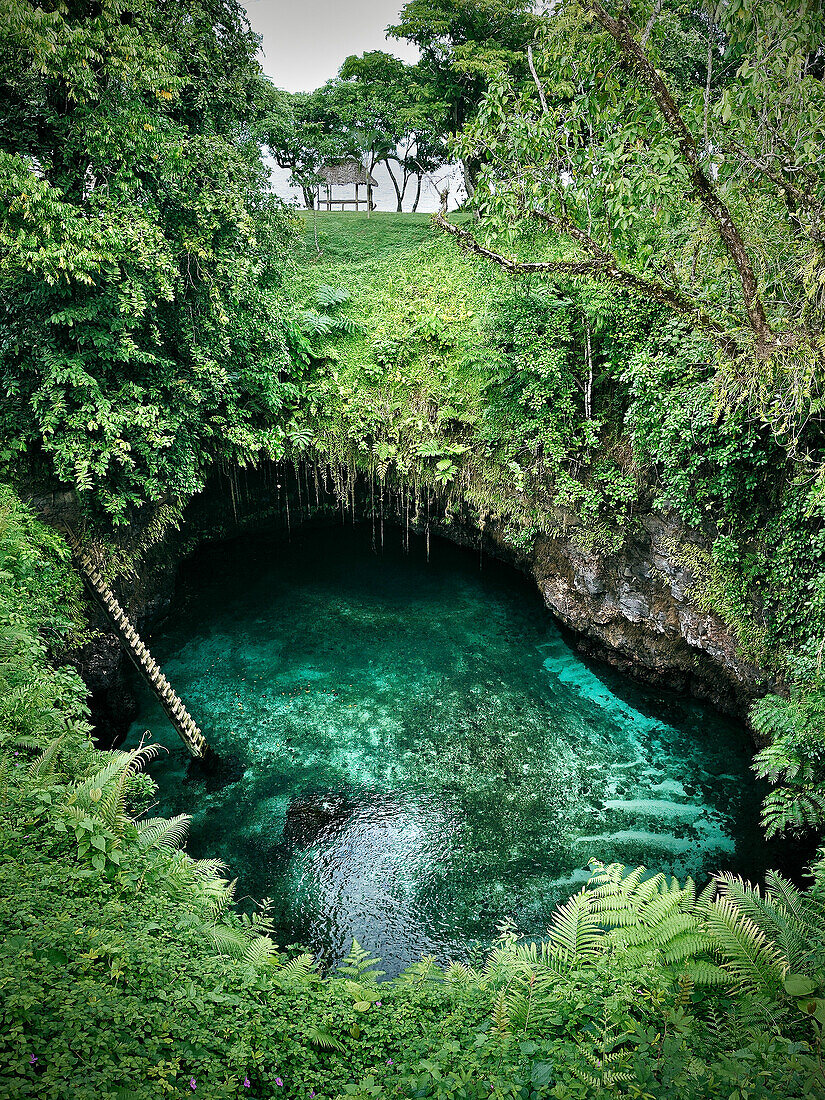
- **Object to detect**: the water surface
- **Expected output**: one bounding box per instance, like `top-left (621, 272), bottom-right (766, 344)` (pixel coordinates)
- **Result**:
top-left (127, 525), bottom-right (770, 974)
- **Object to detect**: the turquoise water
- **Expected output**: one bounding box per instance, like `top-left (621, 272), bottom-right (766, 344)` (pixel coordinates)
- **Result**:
top-left (127, 525), bottom-right (771, 974)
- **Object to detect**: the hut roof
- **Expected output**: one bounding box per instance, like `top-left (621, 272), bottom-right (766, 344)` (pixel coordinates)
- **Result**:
top-left (319, 159), bottom-right (377, 187)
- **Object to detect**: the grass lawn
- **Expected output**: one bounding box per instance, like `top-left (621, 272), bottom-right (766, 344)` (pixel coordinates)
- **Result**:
top-left (294, 210), bottom-right (439, 267)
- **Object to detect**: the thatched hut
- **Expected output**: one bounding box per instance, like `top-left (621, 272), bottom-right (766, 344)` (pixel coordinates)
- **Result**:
top-left (316, 159), bottom-right (377, 212)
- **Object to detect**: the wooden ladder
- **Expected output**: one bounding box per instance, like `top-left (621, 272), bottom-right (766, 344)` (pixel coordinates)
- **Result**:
top-left (63, 527), bottom-right (208, 759)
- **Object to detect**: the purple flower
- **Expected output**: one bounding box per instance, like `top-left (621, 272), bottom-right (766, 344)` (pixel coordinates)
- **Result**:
top-left (29, 1055), bottom-right (37, 1065)
top-left (275, 1079), bottom-right (283, 1088)
top-left (375, 1001), bottom-right (382, 1008)
top-left (244, 1079), bottom-right (251, 1089)
top-left (190, 1079), bottom-right (196, 1090)
top-left (386, 1060), bottom-right (393, 1066)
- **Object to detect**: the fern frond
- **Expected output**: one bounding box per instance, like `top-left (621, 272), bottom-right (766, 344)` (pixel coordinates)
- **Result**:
top-left (313, 285), bottom-right (351, 309)
top-left (661, 934), bottom-right (715, 964)
top-left (331, 316), bottom-right (364, 336)
top-left (761, 787), bottom-right (825, 838)
top-left (243, 935), bottom-right (277, 968)
top-left (305, 1026), bottom-right (346, 1053)
top-left (753, 740), bottom-right (807, 783)
top-left (491, 985), bottom-right (513, 1035)
top-left (336, 939), bottom-right (385, 982)
top-left (299, 309), bottom-right (335, 338)
top-left (190, 857), bottom-right (229, 879)
top-left (68, 745), bottom-right (160, 805)
top-left (205, 876), bottom-right (236, 918)
top-left (95, 768), bottom-right (132, 832)
top-left (545, 887), bottom-right (602, 964)
top-left (634, 874), bottom-right (667, 907)
top-left (136, 814), bottom-right (191, 850)
top-left (28, 735), bottom-right (64, 777)
top-left (202, 924), bottom-right (250, 960)
top-left (271, 953), bottom-right (318, 986)
top-left (764, 871), bottom-right (812, 922)
top-left (444, 961), bottom-right (482, 987)
top-left (698, 879), bottom-right (718, 907)
top-left (703, 895), bottom-right (787, 994)
top-left (679, 877), bottom-right (697, 909)
top-left (680, 962), bottom-right (736, 987)
top-left (718, 872), bottom-right (825, 973)
top-left (396, 956), bottom-right (443, 986)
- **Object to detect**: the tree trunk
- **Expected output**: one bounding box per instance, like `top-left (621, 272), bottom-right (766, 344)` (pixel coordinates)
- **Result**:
top-left (367, 152), bottom-right (377, 215)
top-left (384, 159), bottom-right (404, 211)
top-left (461, 158), bottom-right (476, 200)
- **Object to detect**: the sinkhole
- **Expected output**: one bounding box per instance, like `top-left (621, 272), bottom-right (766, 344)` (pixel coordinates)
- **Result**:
top-left (126, 524), bottom-right (781, 976)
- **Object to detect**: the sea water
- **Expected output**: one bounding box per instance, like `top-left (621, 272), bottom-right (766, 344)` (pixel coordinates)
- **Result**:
top-left (126, 525), bottom-right (772, 975)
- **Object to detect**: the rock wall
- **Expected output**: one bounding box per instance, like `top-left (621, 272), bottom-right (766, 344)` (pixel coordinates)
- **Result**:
top-left (526, 515), bottom-right (771, 719)
top-left (34, 469), bottom-right (774, 742)
top-left (436, 506), bottom-right (772, 724)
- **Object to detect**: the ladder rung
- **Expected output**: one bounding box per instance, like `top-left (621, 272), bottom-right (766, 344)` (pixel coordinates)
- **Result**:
top-left (69, 532), bottom-right (209, 760)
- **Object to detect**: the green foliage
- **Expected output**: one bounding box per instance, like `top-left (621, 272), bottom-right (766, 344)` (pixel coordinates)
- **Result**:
top-left (451, 1), bottom-right (825, 443)
top-left (282, 197), bottom-right (825, 718)
top-left (0, 484), bottom-right (89, 754)
top-left (4, 2), bottom-right (825, 1094)
top-left (262, 51), bottom-right (448, 212)
top-left (752, 688), bottom-right (825, 838)
top-left (336, 51), bottom-right (450, 211)
top-left (0, 0), bottom-right (299, 523)
top-left (389, 0), bottom-right (541, 136)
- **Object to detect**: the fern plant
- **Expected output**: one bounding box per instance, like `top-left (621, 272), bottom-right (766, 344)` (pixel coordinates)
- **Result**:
top-left (751, 688), bottom-right (825, 838)
top-left (43, 743), bottom-right (163, 872)
top-left (396, 955), bottom-right (444, 987)
top-left (269, 952), bottom-right (319, 988)
top-left (313, 285), bottom-right (351, 309)
top-left (336, 938), bottom-right (385, 984)
top-left (708, 872), bottom-right (825, 991)
top-left (566, 1007), bottom-right (634, 1093)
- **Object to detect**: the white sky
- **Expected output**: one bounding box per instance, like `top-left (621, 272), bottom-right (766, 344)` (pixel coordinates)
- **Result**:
top-left (241, 0), bottom-right (419, 92)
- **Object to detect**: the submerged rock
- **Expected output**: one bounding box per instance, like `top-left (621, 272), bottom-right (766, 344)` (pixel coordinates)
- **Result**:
top-left (282, 793), bottom-right (353, 849)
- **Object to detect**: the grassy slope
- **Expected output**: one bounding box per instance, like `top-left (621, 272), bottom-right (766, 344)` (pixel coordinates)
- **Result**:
top-left (294, 211), bottom-right (437, 264)
top-left (287, 212), bottom-right (553, 531)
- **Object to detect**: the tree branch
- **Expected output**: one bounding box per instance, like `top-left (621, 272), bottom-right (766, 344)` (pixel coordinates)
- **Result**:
top-left (723, 143), bottom-right (825, 243)
top-left (640, 0), bottom-right (663, 48)
top-left (582, 0), bottom-right (776, 350)
top-left (527, 44), bottom-right (549, 115)
top-left (434, 197), bottom-right (735, 349)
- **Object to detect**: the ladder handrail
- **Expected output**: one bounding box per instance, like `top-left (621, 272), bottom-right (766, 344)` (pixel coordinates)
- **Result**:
top-left (64, 528), bottom-right (207, 760)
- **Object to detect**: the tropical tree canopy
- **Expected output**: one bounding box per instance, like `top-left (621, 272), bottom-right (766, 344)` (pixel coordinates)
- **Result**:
top-left (437, 0), bottom-right (825, 453)
top-left (389, 0), bottom-right (540, 192)
top-left (0, 0), bottom-right (298, 522)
